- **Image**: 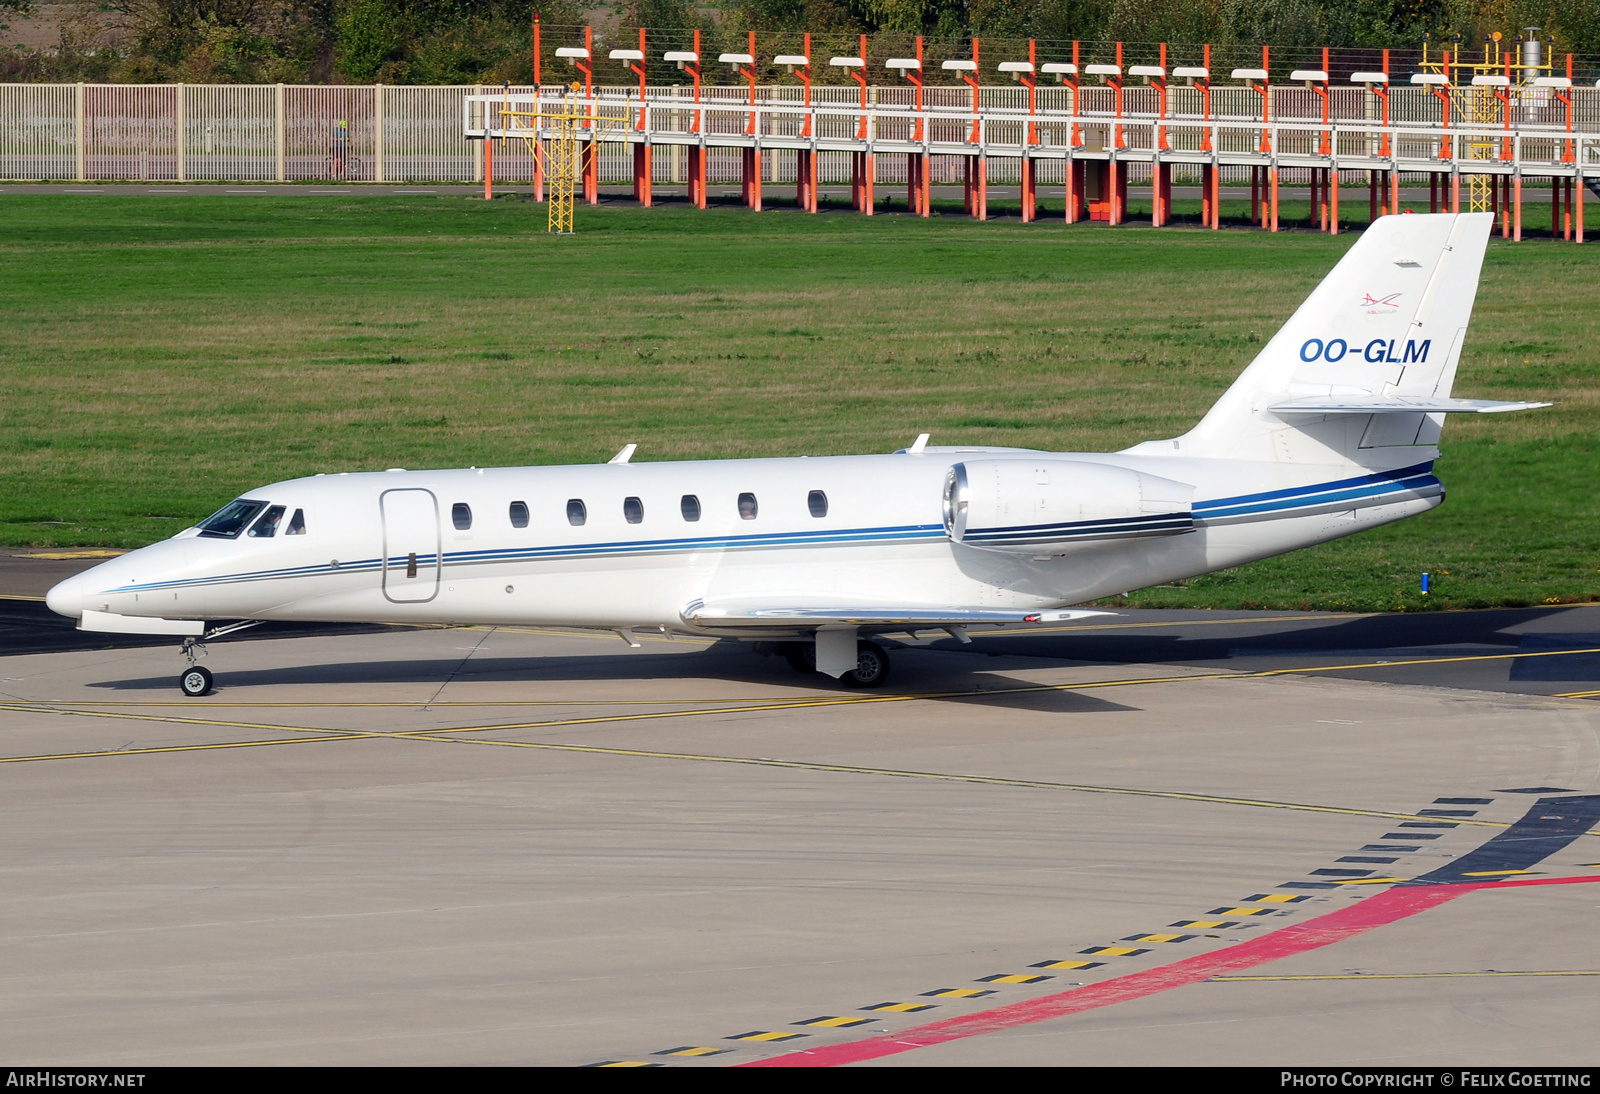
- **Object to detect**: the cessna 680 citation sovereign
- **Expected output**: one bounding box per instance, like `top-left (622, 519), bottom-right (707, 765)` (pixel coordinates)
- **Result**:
top-left (48, 213), bottom-right (1547, 696)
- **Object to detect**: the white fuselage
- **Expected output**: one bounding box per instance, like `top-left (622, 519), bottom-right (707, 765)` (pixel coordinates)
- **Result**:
top-left (47, 447), bottom-right (1442, 639)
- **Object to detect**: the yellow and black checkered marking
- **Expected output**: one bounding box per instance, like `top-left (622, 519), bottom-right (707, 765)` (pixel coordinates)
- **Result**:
top-left (1079, 946), bottom-right (1150, 957)
top-left (922, 987), bottom-right (996, 999)
top-left (1170, 919), bottom-right (1237, 929)
top-left (587, 1061), bottom-right (661, 1067)
top-left (727, 1031), bottom-right (808, 1042)
top-left (862, 1001), bottom-right (937, 1013)
top-left (1122, 933), bottom-right (1196, 944)
top-left (1029, 959), bottom-right (1105, 971)
top-left (1208, 907), bottom-right (1273, 916)
top-left (977, 973), bottom-right (1052, 985)
top-left (1245, 893), bottom-right (1310, 903)
top-left (795, 1016), bottom-right (872, 1028)
top-left (656, 1046), bottom-right (730, 1057)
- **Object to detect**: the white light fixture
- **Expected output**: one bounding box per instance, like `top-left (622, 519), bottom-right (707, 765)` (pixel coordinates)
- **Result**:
top-left (1532, 75), bottom-right (1572, 89)
top-left (829, 56), bottom-right (864, 68)
top-left (718, 52), bottom-right (754, 66)
top-left (1172, 66), bottom-right (1208, 81)
top-left (1350, 71), bottom-right (1389, 84)
top-left (1128, 64), bottom-right (1165, 80)
top-left (1410, 73), bottom-right (1449, 85)
top-left (1470, 74), bottom-right (1510, 87)
top-left (941, 59), bottom-right (977, 71)
top-left (997, 61), bottom-right (1034, 83)
top-left (1085, 63), bottom-right (1121, 80)
top-left (1231, 67), bottom-right (1268, 81)
top-left (555, 47), bottom-right (589, 60)
top-left (885, 58), bottom-right (921, 70)
top-left (773, 54), bottom-right (809, 71)
top-left (1289, 69), bottom-right (1328, 83)
top-left (663, 50), bottom-right (697, 70)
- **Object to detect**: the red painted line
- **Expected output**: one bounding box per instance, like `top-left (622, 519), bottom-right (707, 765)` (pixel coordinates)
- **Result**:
top-left (742, 875), bottom-right (1600, 1068)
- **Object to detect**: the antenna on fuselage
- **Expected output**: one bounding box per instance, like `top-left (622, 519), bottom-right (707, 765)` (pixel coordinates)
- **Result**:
top-left (608, 443), bottom-right (638, 464)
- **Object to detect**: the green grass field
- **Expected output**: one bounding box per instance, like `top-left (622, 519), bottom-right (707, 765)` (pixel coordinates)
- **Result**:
top-left (2, 193), bottom-right (1596, 612)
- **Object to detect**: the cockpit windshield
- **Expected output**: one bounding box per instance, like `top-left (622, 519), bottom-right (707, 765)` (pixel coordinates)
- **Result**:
top-left (198, 499), bottom-right (267, 539)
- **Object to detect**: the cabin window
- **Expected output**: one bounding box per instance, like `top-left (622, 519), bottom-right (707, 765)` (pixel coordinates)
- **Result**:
top-left (285, 508), bottom-right (306, 535)
top-left (567, 499), bottom-right (587, 526)
top-left (624, 496), bottom-right (644, 524)
top-left (509, 501), bottom-right (529, 529)
top-left (808, 490), bottom-right (828, 518)
top-left (247, 505), bottom-right (286, 538)
top-left (681, 494), bottom-right (701, 522)
top-left (452, 503), bottom-right (472, 531)
top-left (738, 492), bottom-right (758, 520)
top-left (197, 499), bottom-right (266, 539)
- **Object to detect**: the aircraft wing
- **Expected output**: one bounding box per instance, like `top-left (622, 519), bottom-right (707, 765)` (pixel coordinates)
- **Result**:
top-left (681, 599), bottom-right (1112, 628)
top-left (1268, 396), bottom-right (1551, 415)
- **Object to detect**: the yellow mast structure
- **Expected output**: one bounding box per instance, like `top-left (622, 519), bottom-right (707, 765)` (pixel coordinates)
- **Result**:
top-left (1420, 29), bottom-right (1552, 212)
top-left (497, 84), bottom-right (630, 234)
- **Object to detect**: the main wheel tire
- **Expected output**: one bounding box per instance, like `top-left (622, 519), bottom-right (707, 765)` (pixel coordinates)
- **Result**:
top-left (180, 665), bottom-right (214, 697)
top-left (842, 641), bottom-right (890, 689)
top-left (783, 641), bottom-right (816, 673)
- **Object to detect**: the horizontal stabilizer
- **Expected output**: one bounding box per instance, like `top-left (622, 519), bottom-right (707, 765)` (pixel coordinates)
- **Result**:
top-left (1269, 396), bottom-right (1551, 415)
top-left (79, 609), bottom-right (205, 636)
top-left (681, 600), bottom-right (1111, 629)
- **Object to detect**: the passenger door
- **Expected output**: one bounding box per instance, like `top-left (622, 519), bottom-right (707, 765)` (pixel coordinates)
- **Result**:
top-left (381, 488), bottom-right (441, 603)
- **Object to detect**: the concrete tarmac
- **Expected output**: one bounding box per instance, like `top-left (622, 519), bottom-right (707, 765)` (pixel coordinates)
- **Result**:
top-left (1, 606), bottom-right (1598, 1066)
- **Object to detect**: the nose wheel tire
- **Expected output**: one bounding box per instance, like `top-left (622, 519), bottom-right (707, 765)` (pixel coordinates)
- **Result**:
top-left (842, 641), bottom-right (890, 689)
top-left (180, 665), bottom-right (214, 697)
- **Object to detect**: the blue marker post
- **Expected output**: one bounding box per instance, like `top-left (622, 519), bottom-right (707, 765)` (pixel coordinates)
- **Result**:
top-left (1421, 572), bottom-right (1430, 595)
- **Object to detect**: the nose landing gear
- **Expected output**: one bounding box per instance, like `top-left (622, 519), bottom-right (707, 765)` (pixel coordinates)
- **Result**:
top-left (176, 620), bottom-right (263, 696)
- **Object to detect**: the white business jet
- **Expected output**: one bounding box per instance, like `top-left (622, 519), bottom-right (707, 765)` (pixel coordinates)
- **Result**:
top-left (48, 213), bottom-right (1546, 696)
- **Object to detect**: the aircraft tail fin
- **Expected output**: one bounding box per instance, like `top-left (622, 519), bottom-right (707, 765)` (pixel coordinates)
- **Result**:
top-left (1142, 213), bottom-right (1506, 467)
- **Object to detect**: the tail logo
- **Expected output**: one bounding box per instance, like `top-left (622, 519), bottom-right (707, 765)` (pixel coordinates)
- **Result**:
top-left (1361, 292), bottom-right (1403, 312)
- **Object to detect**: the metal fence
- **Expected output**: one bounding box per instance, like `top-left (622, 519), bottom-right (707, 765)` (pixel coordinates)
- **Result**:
top-left (5, 82), bottom-right (1599, 185)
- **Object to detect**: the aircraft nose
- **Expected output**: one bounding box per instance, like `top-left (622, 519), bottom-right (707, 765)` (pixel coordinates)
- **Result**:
top-left (45, 575), bottom-right (85, 620)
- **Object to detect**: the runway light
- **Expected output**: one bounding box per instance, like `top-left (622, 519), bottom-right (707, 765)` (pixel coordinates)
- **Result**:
top-left (1421, 573), bottom-right (1431, 594)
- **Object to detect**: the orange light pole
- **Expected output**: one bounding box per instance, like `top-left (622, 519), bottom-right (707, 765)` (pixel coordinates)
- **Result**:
top-left (484, 87), bottom-right (495, 201)
top-left (738, 31), bottom-right (758, 136)
top-left (732, 32), bottom-right (762, 211)
top-left (623, 28), bottom-right (651, 207)
top-left (1012, 41), bottom-right (1039, 223)
top-left (578, 26), bottom-right (596, 204)
top-left (956, 38), bottom-right (986, 220)
top-left (532, 13), bottom-right (543, 203)
top-left (1051, 43), bottom-right (1084, 224)
top-left (1187, 46), bottom-right (1218, 231)
top-left (667, 32), bottom-right (705, 209)
top-left (1111, 41), bottom-right (1125, 149)
top-left (1301, 54), bottom-right (1330, 231)
top-left (1313, 46), bottom-right (1331, 154)
top-left (846, 35), bottom-right (871, 215)
top-left (782, 38), bottom-right (816, 214)
top-left (1145, 45), bottom-right (1172, 227)
top-left (893, 38), bottom-right (929, 217)
top-left (1240, 52), bottom-right (1273, 231)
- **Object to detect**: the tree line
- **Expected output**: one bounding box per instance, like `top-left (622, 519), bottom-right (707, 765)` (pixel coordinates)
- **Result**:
top-left (3, 0), bottom-right (1595, 84)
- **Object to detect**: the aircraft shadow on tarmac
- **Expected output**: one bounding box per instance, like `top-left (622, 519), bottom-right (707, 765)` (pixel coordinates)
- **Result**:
top-left (86, 645), bottom-right (1139, 714)
top-left (964, 606), bottom-right (1594, 669)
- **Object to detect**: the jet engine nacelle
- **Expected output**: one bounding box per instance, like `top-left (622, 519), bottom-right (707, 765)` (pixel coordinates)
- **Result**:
top-left (943, 459), bottom-right (1195, 555)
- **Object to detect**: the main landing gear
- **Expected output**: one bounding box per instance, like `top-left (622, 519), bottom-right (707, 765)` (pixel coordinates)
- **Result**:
top-left (782, 639), bottom-right (892, 689)
top-left (177, 620), bottom-right (263, 697)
